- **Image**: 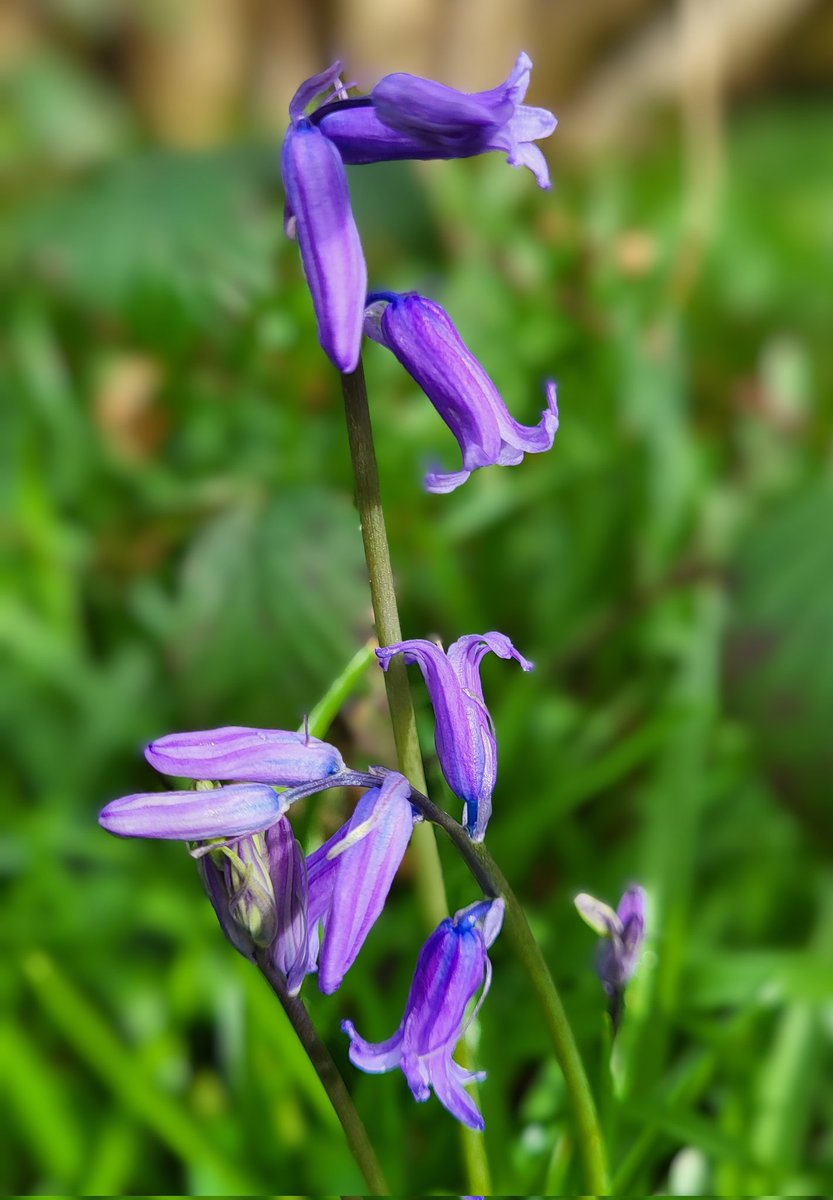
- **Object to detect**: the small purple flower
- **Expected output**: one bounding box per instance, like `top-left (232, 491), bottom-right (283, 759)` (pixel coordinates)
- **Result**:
top-left (376, 633), bottom-right (533, 840)
top-left (305, 772), bottom-right (417, 994)
top-left (315, 53), bottom-right (556, 188)
top-left (364, 291), bottom-right (558, 493)
top-left (282, 63), bottom-right (367, 372)
top-left (343, 897), bottom-right (504, 1130)
top-left (575, 885), bottom-right (646, 1025)
top-left (145, 726), bottom-right (344, 785)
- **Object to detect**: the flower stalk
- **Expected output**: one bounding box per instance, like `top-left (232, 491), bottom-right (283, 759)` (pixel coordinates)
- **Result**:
top-left (340, 360), bottom-right (491, 1194)
top-left (254, 949), bottom-right (389, 1195)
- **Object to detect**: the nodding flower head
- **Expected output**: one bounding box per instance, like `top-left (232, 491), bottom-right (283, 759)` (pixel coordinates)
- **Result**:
top-left (365, 291), bottom-right (558, 494)
top-left (376, 633), bottom-right (533, 840)
top-left (575, 885), bottom-right (647, 1026)
top-left (343, 897), bottom-right (505, 1130)
top-left (314, 53), bottom-right (557, 188)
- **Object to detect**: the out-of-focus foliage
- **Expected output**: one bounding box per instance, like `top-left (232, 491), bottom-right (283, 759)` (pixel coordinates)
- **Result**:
top-left (2, 17), bottom-right (833, 1198)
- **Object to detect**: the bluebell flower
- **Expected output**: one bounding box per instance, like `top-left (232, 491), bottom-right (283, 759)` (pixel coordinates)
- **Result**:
top-left (343, 897), bottom-right (505, 1130)
top-left (145, 725), bottom-right (344, 785)
top-left (98, 781), bottom-right (290, 840)
top-left (575, 885), bottom-right (646, 1027)
top-left (282, 63), bottom-right (367, 372)
top-left (376, 633), bottom-right (533, 840)
top-left (364, 291), bottom-right (558, 493)
top-left (99, 723), bottom-right (344, 839)
top-left (314, 53), bottom-right (556, 188)
top-left (304, 772), bottom-right (417, 994)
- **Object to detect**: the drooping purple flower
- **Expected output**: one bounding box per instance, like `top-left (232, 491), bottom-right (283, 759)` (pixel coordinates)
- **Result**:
top-left (282, 63), bottom-right (367, 372)
top-left (343, 897), bottom-right (504, 1130)
top-left (304, 772), bottom-right (417, 994)
top-left (364, 291), bottom-right (558, 493)
top-left (145, 726), bottom-right (344, 785)
top-left (575, 885), bottom-right (646, 1027)
top-left (376, 633), bottom-right (533, 840)
top-left (314, 53), bottom-right (556, 188)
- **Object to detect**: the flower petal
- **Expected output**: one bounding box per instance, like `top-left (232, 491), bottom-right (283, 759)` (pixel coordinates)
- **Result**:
top-left (99, 783), bottom-right (287, 840)
top-left (281, 121), bottom-right (367, 372)
top-left (145, 726), bottom-right (344, 785)
top-left (289, 61), bottom-right (345, 122)
top-left (318, 773), bottom-right (415, 994)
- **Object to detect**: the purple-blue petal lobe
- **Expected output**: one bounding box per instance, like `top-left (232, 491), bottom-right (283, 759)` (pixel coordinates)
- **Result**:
top-left (98, 783), bottom-right (288, 840)
top-left (266, 818), bottom-right (313, 994)
top-left (289, 61), bottom-right (346, 122)
top-left (281, 121), bottom-right (367, 372)
top-left (145, 726), bottom-right (344, 785)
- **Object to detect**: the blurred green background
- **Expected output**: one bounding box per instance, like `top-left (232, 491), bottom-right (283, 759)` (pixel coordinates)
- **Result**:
top-left (2, 0), bottom-right (832, 1194)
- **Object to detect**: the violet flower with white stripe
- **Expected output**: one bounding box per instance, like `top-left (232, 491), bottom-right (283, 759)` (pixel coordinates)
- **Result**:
top-left (304, 772), bottom-right (418, 994)
top-left (365, 291), bottom-right (558, 493)
top-left (376, 633), bottom-right (533, 840)
top-left (282, 63), bottom-right (367, 372)
top-left (343, 897), bottom-right (505, 1130)
top-left (314, 53), bottom-right (556, 188)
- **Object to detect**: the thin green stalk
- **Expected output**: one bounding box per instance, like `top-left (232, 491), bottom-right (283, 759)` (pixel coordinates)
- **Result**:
top-left (340, 361), bottom-right (491, 1196)
top-left (255, 952), bottom-right (389, 1195)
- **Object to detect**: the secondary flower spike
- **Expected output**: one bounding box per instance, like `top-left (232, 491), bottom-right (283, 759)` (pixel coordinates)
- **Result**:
top-left (377, 633), bottom-right (533, 839)
top-left (364, 292), bottom-right (559, 493)
top-left (314, 52), bottom-right (557, 188)
top-left (282, 63), bottom-right (367, 372)
top-left (576, 885), bottom-right (646, 1029)
top-left (343, 897), bottom-right (505, 1130)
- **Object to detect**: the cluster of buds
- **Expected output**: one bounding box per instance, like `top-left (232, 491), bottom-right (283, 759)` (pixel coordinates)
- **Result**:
top-left (100, 629), bottom-right (525, 1127)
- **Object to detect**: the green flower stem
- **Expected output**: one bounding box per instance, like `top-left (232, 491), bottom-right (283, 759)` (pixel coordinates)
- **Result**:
top-left (401, 781), bottom-right (612, 1196)
top-left (255, 951), bottom-right (389, 1196)
top-left (340, 361), bottom-right (492, 1196)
